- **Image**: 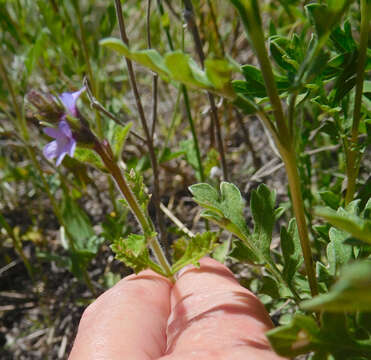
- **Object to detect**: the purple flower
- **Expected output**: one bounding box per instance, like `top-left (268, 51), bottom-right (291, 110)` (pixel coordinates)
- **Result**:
top-left (43, 120), bottom-right (76, 166)
top-left (43, 88), bottom-right (85, 166)
top-left (58, 87), bottom-right (85, 117)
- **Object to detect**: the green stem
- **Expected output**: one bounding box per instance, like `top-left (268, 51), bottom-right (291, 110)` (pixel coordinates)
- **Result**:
top-left (345, 0), bottom-right (370, 205)
top-left (282, 148), bottom-right (318, 296)
top-left (230, 0), bottom-right (289, 141)
top-left (94, 141), bottom-right (172, 278)
top-left (230, 0), bottom-right (318, 297)
top-left (227, 224), bottom-right (302, 303)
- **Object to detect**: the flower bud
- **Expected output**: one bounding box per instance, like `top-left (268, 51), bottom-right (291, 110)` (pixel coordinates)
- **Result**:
top-left (26, 90), bottom-right (64, 123)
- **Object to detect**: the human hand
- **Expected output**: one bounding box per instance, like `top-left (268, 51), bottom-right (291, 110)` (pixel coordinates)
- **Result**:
top-left (69, 257), bottom-right (285, 359)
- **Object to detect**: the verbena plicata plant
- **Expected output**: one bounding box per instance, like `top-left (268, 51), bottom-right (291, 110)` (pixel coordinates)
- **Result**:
top-left (0, 0), bottom-right (370, 358)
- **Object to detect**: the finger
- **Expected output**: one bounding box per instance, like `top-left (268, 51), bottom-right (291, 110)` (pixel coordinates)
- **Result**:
top-left (68, 270), bottom-right (172, 360)
top-left (160, 257), bottom-right (285, 360)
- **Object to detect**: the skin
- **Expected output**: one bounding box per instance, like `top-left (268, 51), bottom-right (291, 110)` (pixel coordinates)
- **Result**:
top-left (69, 258), bottom-right (286, 360)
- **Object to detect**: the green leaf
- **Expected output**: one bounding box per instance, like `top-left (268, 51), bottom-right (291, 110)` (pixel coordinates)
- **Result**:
top-left (250, 184), bottom-right (276, 257)
top-left (267, 314), bottom-right (320, 357)
top-left (110, 122), bottom-right (132, 160)
top-left (164, 51), bottom-right (211, 89)
top-left (281, 219), bottom-right (303, 285)
top-left (74, 147), bottom-right (106, 172)
top-left (61, 196), bottom-right (103, 280)
top-left (212, 238), bottom-right (230, 263)
top-left (236, 65), bottom-right (289, 98)
top-left (100, 38), bottom-right (236, 99)
top-left (219, 182), bottom-right (249, 237)
top-left (316, 206), bottom-right (371, 245)
top-left (330, 20), bottom-right (356, 53)
top-left (305, 1), bottom-right (353, 40)
top-left (171, 232), bottom-right (217, 274)
top-left (189, 182), bottom-right (222, 215)
top-left (100, 38), bottom-right (170, 77)
top-left (205, 58), bottom-right (235, 98)
top-left (269, 34), bottom-right (302, 74)
top-left (125, 169), bottom-right (150, 211)
top-left (159, 147), bottom-right (184, 164)
top-left (326, 227), bottom-right (353, 276)
top-left (319, 190), bottom-right (341, 210)
top-left (268, 310), bottom-right (371, 357)
top-left (62, 196), bottom-right (95, 252)
top-left (229, 238), bottom-right (259, 263)
top-left (301, 261), bottom-right (371, 312)
top-left (232, 93), bottom-right (258, 114)
top-left (111, 233), bottom-right (163, 274)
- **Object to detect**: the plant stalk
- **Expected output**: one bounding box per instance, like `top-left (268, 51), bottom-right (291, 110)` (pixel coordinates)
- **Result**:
top-left (156, 0), bottom-right (206, 181)
top-left (345, 0), bottom-right (370, 205)
top-left (94, 141), bottom-right (172, 277)
top-left (183, 0), bottom-right (229, 180)
top-left (114, 0), bottom-right (169, 256)
top-left (282, 149), bottom-right (318, 296)
top-left (231, 0), bottom-right (318, 297)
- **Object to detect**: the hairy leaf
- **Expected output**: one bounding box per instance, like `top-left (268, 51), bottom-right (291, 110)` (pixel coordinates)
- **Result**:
top-left (171, 232), bottom-right (217, 274)
top-left (111, 233), bottom-right (163, 274)
top-left (281, 219), bottom-right (303, 285)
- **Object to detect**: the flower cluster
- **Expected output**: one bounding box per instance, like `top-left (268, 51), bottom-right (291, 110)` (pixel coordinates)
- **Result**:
top-left (29, 88), bottom-right (85, 166)
top-left (42, 88), bottom-right (85, 166)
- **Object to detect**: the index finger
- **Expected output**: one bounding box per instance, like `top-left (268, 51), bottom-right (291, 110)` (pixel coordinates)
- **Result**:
top-left (160, 257), bottom-right (285, 359)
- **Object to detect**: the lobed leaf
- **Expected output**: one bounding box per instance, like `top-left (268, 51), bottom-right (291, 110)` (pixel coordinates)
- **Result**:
top-left (250, 184), bottom-right (276, 257)
top-left (171, 232), bottom-right (217, 274)
top-left (281, 219), bottom-right (303, 285)
top-left (111, 233), bottom-right (163, 275)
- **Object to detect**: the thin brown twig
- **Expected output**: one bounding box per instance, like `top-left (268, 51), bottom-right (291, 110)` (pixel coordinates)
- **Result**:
top-left (163, 0), bottom-right (181, 21)
top-left (183, 0), bottom-right (228, 180)
top-left (234, 109), bottom-right (260, 169)
top-left (114, 0), bottom-right (169, 257)
top-left (83, 77), bottom-right (146, 143)
top-left (147, 0), bottom-right (159, 139)
top-left (206, 0), bottom-right (225, 56)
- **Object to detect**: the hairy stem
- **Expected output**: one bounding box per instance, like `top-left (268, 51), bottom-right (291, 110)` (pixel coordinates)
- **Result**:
top-left (94, 141), bottom-right (172, 277)
top-left (282, 149), bottom-right (318, 296)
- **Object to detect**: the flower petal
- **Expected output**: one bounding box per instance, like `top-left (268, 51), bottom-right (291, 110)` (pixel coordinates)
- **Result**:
top-left (55, 151), bottom-right (67, 166)
top-left (59, 120), bottom-right (73, 138)
top-left (44, 127), bottom-right (60, 138)
top-left (43, 140), bottom-right (58, 160)
top-left (59, 87), bottom-right (85, 117)
top-left (68, 139), bottom-right (77, 157)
